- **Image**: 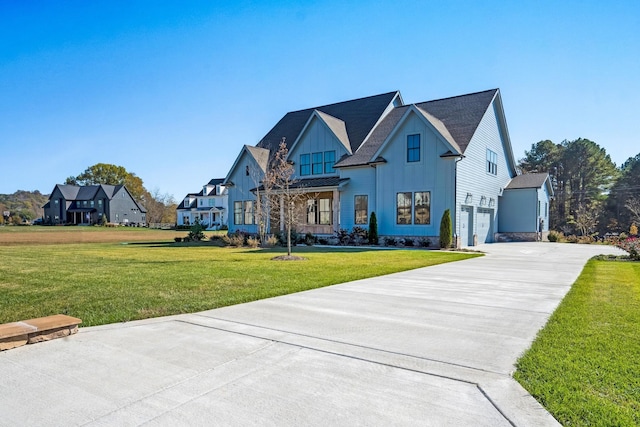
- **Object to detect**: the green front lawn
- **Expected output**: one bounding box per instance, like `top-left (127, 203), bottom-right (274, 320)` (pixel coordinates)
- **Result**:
top-left (514, 260), bottom-right (640, 426)
top-left (0, 244), bottom-right (478, 326)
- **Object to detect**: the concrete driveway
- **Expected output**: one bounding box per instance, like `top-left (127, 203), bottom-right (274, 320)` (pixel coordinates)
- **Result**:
top-left (0, 242), bottom-right (624, 426)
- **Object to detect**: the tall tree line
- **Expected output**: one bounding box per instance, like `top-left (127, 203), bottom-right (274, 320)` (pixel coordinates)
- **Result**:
top-left (519, 138), bottom-right (638, 235)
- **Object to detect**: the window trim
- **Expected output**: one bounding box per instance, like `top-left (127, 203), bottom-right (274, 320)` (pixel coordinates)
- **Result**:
top-left (354, 195), bottom-right (368, 225)
top-left (300, 154), bottom-right (310, 176)
top-left (396, 192), bottom-right (412, 224)
top-left (407, 134), bottom-right (421, 163)
top-left (486, 149), bottom-right (498, 175)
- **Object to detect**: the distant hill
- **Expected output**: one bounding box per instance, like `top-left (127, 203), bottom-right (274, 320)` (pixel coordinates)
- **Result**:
top-left (0, 190), bottom-right (49, 222)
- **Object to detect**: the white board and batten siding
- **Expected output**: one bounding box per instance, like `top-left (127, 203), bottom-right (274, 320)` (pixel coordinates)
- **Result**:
top-left (373, 110), bottom-right (456, 237)
top-left (456, 100), bottom-right (515, 245)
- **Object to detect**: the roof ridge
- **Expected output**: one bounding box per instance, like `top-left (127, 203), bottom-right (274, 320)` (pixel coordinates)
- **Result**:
top-left (415, 88), bottom-right (498, 105)
top-left (286, 91), bottom-right (399, 114)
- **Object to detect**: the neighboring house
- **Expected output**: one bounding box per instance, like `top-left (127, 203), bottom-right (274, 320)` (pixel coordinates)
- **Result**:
top-left (176, 179), bottom-right (228, 230)
top-left (497, 172), bottom-right (554, 241)
top-left (43, 184), bottom-right (146, 226)
top-left (224, 89), bottom-right (551, 246)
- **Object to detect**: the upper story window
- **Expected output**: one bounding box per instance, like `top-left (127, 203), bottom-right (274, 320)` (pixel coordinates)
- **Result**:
top-left (98, 199), bottom-right (102, 206)
top-left (300, 154), bottom-right (311, 176)
top-left (199, 199), bottom-right (204, 206)
top-left (245, 165), bottom-right (250, 176)
top-left (407, 134), bottom-right (420, 162)
top-left (312, 152), bottom-right (323, 174)
top-left (324, 151), bottom-right (336, 173)
top-left (487, 149), bottom-right (498, 175)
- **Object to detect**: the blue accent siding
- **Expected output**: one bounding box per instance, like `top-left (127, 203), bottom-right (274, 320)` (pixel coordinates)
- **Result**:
top-left (455, 101), bottom-right (515, 244)
top-left (226, 150), bottom-right (260, 234)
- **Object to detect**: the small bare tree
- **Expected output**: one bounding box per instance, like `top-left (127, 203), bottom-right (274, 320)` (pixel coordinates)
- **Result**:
top-left (625, 198), bottom-right (640, 226)
top-left (571, 203), bottom-right (599, 236)
top-left (263, 139), bottom-right (306, 257)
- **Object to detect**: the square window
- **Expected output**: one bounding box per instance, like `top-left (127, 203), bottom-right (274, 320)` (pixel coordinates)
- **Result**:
top-left (407, 134), bottom-right (420, 162)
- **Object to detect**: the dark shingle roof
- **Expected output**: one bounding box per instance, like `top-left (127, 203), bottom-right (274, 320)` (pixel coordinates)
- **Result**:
top-left (415, 89), bottom-right (498, 153)
top-left (335, 106), bottom-right (409, 167)
top-left (335, 89), bottom-right (498, 168)
top-left (207, 178), bottom-right (224, 186)
top-left (505, 173), bottom-right (550, 189)
top-left (256, 92), bottom-right (399, 155)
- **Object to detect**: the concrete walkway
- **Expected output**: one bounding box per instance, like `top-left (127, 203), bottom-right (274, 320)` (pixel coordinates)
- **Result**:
top-left (0, 243), bottom-right (624, 426)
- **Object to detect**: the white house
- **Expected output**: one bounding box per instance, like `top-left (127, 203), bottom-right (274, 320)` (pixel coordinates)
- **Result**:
top-left (176, 179), bottom-right (228, 230)
top-left (223, 89), bottom-right (551, 246)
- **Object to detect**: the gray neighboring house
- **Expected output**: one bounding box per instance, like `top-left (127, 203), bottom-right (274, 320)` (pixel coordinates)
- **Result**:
top-left (43, 184), bottom-right (146, 226)
top-left (497, 172), bottom-right (554, 241)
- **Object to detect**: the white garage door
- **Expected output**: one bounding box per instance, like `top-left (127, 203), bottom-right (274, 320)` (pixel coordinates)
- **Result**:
top-left (477, 208), bottom-right (494, 243)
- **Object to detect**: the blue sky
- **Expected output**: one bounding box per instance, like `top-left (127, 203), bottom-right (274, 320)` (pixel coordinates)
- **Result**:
top-left (1, 1), bottom-right (638, 199)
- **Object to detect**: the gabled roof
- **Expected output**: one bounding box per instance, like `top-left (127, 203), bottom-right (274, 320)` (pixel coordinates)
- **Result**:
top-left (55, 184), bottom-right (80, 200)
top-left (415, 89), bottom-right (498, 154)
top-left (335, 89), bottom-right (499, 168)
top-left (223, 145), bottom-right (270, 185)
top-left (505, 173), bottom-right (554, 195)
top-left (207, 178), bottom-right (224, 186)
top-left (256, 91), bottom-right (400, 155)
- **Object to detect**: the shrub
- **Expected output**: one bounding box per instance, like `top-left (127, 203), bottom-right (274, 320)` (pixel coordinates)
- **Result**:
top-left (350, 226), bottom-right (368, 245)
top-left (418, 237), bottom-right (431, 247)
top-left (174, 237), bottom-right (182, 243)
top-left (318, 237), bottom-right (329, 245)
top-left (187, 219), bottom-right (206, 242)
top-left (369, 212), bottom-right (378, 245)
top-left (630, 224), bottom-right (638, 236)
top-left (337, 229), bottom-right (350, 245)
top-left (384, 236), bottom-right (397, 246)
top-left (225, 232), bottom-right (245, 247)
top-left (100, 214), bottom-right (108, 227)
top-left (547, 230), bottom-right (562, 242)
top-left (404, 238), bottom-right (414, 247)
top-left (304, 232), bottom-right (315, 246)
top-left (566, 235), bottom-right (579, 243)
top-left (617, 237), bottom-right (640, 261)
top-left (439, 209), bottom-right (452, 249)
top-left (261, 234), bottom-right (278, 248)
top-left (246, 236), bottom-right (260, 248)
top-left (220, 224), bottom-right (229, 230)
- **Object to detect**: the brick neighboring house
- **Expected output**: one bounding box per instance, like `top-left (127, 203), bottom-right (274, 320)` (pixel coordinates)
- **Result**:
top-left (43, 184), bottom-right (146, 226)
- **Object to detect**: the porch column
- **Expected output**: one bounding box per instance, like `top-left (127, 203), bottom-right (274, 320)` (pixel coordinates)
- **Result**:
top-left (332, 189), bottom-right (339, 234)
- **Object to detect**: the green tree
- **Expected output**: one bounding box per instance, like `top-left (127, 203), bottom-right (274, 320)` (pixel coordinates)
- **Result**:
top-left (66, 163), bottom-right (145, 200)
top-left (439, 209), bottom-right (452, 248)
top-left (605, 153), bottom-right (640, 232)
top-left (368, 211), bottom-right (378, 245)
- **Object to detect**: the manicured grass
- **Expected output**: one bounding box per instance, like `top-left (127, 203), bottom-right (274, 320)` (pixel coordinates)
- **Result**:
top-left (514, 260), bottom-right (640, 426)
top-left (0, 242), bottom-right (479, 327)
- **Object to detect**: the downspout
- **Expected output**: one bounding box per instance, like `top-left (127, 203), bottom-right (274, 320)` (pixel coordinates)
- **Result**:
top-left (454, 155), bottom-right (464, 249)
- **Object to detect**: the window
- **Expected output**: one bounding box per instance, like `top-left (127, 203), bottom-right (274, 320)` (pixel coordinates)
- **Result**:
top-left (324, 151), bottom-right (336, 173)
top-left (306, 198), bottom-right (332, 225)
top-left (306, 199), bottom-right (317, 224)
top-left (407, 134), bottom-right (420, 162)
top-left (55, 199), bottom-right (59, 205)
top-left (90, 200), bottom-right (94, 208)
top-left (234, 201), bottom-right (243, 225)
top-left (487, 149), bottom-right (498, 175)
top-left (312, 152), bottom-right (323, 174)
top-left (397, 192), bottom-right (412, 224)
top-left (208, 199), bottom-right (215, 207)
top-left (414, 192), bottom-right (431, 224)
top-left (300, 154), bottom-right (310, 176)
top-left (355, 195), bottom-right (368, 225)
top-left (244, 200), bottom-right (254, 225)
top-left (319, 198), bottom-right (331, 225)
top-left (245, 165), bottom-right (250, 176)
top-left (98, 199), bottom-right (102, 206)
top-left (199, 199), bottom-right (204, 206)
